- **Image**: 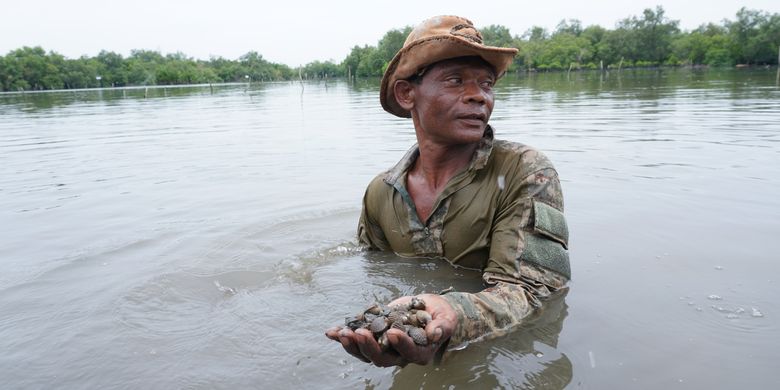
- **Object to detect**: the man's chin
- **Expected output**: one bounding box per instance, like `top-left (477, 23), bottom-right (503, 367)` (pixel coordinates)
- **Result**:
top-left (453, 126), bottom-right (487, 143)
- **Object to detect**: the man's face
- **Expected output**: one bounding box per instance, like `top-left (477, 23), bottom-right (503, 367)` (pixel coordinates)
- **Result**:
top-left (409, 57), bottom-right (496, 146)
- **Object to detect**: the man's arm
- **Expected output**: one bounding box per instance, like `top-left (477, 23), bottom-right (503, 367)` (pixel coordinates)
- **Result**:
top-left (441, 265), bottom-right (567, 346)
top-left (441, 165), bottom-right (570, 346)
top-left (330, 160), bottom-right (569, 363)
top-left (357, 180), bottom-right (392, 250)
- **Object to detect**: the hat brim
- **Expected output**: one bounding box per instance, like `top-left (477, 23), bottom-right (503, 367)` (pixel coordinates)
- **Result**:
top-left (380, 35), bottom-right (518, 118)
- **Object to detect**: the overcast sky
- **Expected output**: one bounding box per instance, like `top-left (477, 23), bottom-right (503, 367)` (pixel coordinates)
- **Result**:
top-left (2, 1), bottom-right (777, 66)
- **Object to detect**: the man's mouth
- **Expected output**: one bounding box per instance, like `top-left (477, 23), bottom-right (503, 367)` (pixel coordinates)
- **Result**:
top-left (457, 113), bottom-right (486, 123)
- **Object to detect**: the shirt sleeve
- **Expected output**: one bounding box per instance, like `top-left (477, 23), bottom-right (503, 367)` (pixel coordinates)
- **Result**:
top-left (441, 164), bottom-right (570, 346)
top-left (357, 182), bottom-right (392, 251)
top-left (441, 265), bottom-right (567, 346)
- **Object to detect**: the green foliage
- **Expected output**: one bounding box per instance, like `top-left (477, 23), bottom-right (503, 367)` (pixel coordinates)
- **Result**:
top-left (705, 48), bottom-right (733, 66)
top-left (727, 8), bottom-right (780, 64)
top-left (377, 27), bottom-right (411, 62)
top-left (155, 54), bottom-right (218, 85)
top-left (554, 19), bottom-right (583, 37)
top-left (511, 6), bottom-right (778, 71)
top-left (481, 25), bottom-right (515, 47)
top-left (95, 50), bottom-right (127, 86)
top-left (672, 26), bottom-right (733, 66)
top-left (358, 47), bottom-right (385, 77)
top-left (1, 47), bottom-right (65, 90)
top-left (342, 45), bottom-right (370, 77)
top-left (239, 51), bottom-right (293, 81)
top-left (0, 47), bottom-right (295, 91)
top-left (1, 7), bottom-right (778, 91)
top-left (300, 60), bottom-right (341, 79)
top-left (542, 32), bottom-right (591, 70)
top-left (518, 26), bottom-right (548, 69)
top-left (338, 26), bottom-right (413, 78)
top-left (624, 6), bottom-right (681, 64)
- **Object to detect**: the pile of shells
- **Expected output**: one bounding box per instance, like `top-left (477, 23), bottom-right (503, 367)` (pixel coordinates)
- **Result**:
top-left (344, 297), bottom-right (431, 351)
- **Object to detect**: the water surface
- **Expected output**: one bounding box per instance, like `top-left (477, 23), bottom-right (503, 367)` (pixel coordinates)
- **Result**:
top-left (1, 69), bottom-right (778, 389)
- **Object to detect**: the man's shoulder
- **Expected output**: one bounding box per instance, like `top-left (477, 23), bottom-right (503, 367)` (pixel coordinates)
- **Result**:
top-left (491, 139), bottom-right (556, 172)
top-left (366, 172), bottom-right (389, 192)
top-left (362, 171), bottom-right (393, 207)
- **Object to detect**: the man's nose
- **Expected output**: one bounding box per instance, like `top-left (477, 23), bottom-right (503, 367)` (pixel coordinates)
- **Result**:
top-left (462, 80), bottom-right (487, 104)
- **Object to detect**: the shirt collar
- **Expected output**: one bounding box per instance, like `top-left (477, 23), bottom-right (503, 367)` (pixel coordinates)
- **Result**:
top-left (384, 125), bottom-right (495, 185)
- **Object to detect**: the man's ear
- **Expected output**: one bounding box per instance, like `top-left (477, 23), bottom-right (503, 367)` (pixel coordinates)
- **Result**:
top-left (393, 80), bottom-right (415, 111)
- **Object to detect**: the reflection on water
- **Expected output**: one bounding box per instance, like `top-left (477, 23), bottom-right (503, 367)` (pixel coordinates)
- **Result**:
top-left (0, 83), bottom-right (250, 111)
top-left (0, 68), bottom-right (779, 389)
top-left (392, 290), bottom-right (571, 389)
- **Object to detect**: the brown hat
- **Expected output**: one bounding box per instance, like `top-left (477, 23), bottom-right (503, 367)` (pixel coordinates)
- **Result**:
top-left (380, 15), bottom-right (518, 118)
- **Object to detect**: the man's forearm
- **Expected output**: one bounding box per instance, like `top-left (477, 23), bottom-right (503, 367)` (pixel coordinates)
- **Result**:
top-left (441, 265), bottom-right (566, 346)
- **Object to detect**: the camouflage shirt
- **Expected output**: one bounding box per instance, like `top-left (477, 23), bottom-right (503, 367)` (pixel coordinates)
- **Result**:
top-left (358, 126), bottom-right (570, 346)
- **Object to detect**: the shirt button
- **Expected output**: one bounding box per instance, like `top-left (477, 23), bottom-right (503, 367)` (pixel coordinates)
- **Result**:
top-left (424, 227), bottom-right (430, 235)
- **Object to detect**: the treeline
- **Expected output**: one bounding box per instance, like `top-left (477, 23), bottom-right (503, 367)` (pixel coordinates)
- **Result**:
top-left (0, 48), bottom-right (293, 91)
top-left (510, 6), bottom-right (780, 71)
top-left (1, 6), bottom-right (778, 91)
top-left (325, 6), bottom-right (780, 76)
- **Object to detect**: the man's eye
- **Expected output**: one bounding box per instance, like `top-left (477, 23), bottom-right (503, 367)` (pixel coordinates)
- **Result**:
top-left (445, 77), bottom-right (462, 85)
top-left (481, 80), bottom-right (494, 88)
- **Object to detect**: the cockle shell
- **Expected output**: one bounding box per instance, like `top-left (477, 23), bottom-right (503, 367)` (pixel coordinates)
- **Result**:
top-left (407, 327), bottom-right (428, 346)
top-left (369, 317), bottom-right (389, 334)
top-left (410, 297), bottom-right (426, 310)
top-left (415, 310), bottom-right (432, 326)
top-left (387, 311), bottom-right (408, 324)
top-left (377, 332), bottom-right (390, 352)
top-left (343, 296), bottom-right (432, 352)
top-left (365, 303), bottom-right (382, 316)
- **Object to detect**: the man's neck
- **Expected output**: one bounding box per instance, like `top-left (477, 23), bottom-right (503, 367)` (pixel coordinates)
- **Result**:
top-left (411, 139), bottom-right (478, 191)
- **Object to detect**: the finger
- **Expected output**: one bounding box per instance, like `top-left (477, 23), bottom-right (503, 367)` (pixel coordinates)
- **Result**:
top-left (387, 328), bottom-right (430, 365)
top-left (388, 296), bottom-right (412, 309)
top-left (325, 326), bottom-right (343, 341)
top-left (353, 329), bottom-right (388, 363)
top-left (337, 329), bottom-right (371, 363)
top-left (354, 329), bottom-right (404, 367)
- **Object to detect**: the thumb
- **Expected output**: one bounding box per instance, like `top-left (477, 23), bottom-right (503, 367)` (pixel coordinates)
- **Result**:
top-left (425, 318), bottom-right (453, 343)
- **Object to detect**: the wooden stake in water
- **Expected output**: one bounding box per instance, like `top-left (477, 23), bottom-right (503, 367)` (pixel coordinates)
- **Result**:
top-left (298, 67), bottom-right (304, 93)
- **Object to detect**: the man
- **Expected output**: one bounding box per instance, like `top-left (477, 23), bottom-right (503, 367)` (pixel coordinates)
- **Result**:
top-left (326, 15), bottom-right (570, 367)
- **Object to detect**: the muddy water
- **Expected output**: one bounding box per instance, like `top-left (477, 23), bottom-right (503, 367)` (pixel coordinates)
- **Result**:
top-left (1, 69), bottom-right (778, 389)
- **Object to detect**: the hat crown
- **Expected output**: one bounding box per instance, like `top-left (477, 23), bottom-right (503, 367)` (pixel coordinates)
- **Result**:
top-left (404, 16), bottom-right (483, 46)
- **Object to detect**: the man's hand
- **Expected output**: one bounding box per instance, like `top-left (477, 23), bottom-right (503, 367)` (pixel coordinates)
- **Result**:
top-left (325, 293), bottom-right (457, 367)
